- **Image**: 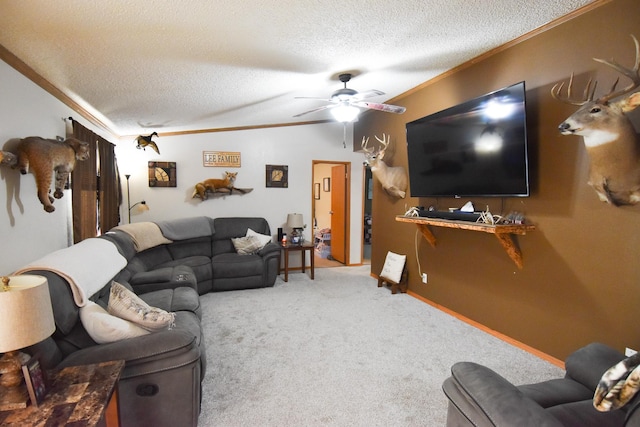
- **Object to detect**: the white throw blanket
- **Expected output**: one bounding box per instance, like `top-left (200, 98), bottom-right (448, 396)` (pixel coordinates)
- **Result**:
top-left (113, 222), bottom-right (172, 252)
top-left (14, 238), bottom-right (127, 307)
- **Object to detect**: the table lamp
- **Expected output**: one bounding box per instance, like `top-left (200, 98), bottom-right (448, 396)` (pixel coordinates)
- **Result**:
top-left (0, 275), bottom-right (55, 410)
top-left (286, 213), bottom-right (305, 245)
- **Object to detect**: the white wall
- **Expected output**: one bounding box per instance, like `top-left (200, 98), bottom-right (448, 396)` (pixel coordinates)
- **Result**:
top-left (0, 57), bottom-right (365, 273)
top-left (117, 124), bottom-right (364, 266)
top-left (0, 60), bottom-right (111, 273)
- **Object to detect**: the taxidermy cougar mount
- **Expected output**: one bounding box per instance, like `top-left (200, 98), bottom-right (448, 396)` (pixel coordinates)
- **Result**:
top-left (0, 150), bottom-right (17, 165)
top-left (8, 136), bottom-right (90, 212)
top-left (192, 171), bottom-right (237, 200)
top-left (552, 35), bottom-right (640, 206)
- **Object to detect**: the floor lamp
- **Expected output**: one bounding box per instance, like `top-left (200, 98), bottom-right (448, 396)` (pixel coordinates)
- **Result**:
top-left (125, 174), bottom-right (148, 224)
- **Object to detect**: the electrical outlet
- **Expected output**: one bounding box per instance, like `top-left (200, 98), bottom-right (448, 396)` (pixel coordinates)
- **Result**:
top-left (625, 347), bottom-right (637, 357)
top-left (421, 273), bottom-right (428, 284)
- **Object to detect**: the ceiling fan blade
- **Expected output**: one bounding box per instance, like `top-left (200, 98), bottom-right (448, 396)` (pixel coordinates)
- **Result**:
top-left (352, 89), bottom-right (385, 101)
top-left (294, 96), bottom-right (333, 101)
top-left (293, 104), bottom-right (336, 118)
top-left (352, 101), bottom-right (406, 114)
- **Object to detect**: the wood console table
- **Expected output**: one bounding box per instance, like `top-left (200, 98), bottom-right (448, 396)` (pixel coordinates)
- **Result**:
top-left (279, 242), bottom-right (315, 282)
top-left (0, 360), bottom-right (124, 426)
top-left (396, 216), bottom-right (535, 269)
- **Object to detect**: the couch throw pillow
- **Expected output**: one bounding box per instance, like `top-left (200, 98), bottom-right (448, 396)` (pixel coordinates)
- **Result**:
top-left (232, 235), bottom-right (263, 255)
top-left (80, 300), bottom-right (150, 344)
top-left (594, 352), bottom-right (640, 411)
top-left (108, 281), bottom-right (175, 331)
top-left (246, 228), bottom-right (272, 249)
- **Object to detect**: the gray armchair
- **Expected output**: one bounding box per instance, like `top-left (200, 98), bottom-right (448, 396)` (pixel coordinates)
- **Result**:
top-left (211, 217), bottom-right (280, 291)
top-left (442, 343), bottom-right (640, 426)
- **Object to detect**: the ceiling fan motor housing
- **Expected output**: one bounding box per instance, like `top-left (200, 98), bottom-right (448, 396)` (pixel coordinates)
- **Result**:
top-left (332, 88), bottom-right (358, 101)
top-left (338, 73), bottom-right (353, 83)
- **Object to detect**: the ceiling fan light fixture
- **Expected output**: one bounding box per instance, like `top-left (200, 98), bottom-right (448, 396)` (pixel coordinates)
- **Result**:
top-left (331, 104), bottom-right (360, 122)
top-left (295, 72), bottom-right (404, 120)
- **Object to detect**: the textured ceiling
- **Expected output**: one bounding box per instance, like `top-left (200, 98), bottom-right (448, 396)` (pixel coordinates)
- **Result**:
top-left (0, 0), bottom-right (597, 136)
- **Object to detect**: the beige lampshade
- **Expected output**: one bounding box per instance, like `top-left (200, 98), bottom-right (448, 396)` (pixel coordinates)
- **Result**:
top-left (0, 275), bottom-right (55, 353)
top-left (287, 213), bottom-right (304, 229)
top-left (131, 201), bottom-right (149, 213)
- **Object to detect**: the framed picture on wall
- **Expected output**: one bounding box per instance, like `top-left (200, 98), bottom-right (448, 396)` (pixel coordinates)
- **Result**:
top-left (314, 183), bottom-right (321, 200)
top-left (266, 165), bottom-right (288, 188)
top-left (323, 177), bottom-right (330, 192)
top-left (148, 161), bottom-right (177, 187)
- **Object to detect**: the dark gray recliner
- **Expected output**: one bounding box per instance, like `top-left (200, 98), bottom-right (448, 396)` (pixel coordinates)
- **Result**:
top-left (211, 217), bottom-right (280, 291)
top-left (442, 342), bottom-right (640, 426)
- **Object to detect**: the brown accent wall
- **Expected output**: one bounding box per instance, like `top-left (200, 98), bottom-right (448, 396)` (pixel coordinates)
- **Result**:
top-left (356, 0), bottom-right (640, 360)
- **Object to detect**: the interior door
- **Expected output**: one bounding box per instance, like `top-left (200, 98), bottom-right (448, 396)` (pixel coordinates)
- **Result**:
top-left (330, 164), bottom-right (347, 263)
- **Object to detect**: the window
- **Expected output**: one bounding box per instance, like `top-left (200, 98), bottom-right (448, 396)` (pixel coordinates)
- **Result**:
top-left (70, 120), bottom-right (121, 242)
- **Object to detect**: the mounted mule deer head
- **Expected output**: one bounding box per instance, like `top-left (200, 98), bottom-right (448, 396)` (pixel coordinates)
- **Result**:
top-left (362, 134), bottom-right (408, 199)
top-left (552, 34), bottom-right (640, 206)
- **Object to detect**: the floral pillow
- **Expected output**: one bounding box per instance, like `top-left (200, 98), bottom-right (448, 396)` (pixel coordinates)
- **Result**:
top-left (108, 282), bottom-right (175, 331)
top-left (232, 236), bottom-right (263, 255)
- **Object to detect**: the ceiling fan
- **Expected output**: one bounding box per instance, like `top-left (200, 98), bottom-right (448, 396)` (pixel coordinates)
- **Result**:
top-left (294, 73), bottom-right (406, 122)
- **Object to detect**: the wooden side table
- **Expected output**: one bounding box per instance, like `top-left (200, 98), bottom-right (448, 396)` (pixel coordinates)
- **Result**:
top-left (0, 360), bottom-right (125, 427)
top-left (279, 242), bottom-right (315, 282)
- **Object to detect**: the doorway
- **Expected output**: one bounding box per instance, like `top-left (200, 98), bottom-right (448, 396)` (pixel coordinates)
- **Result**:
top-left (363, 167), bottom-right (372, 265)
top-left (312, 161), bottom-right (351, 268)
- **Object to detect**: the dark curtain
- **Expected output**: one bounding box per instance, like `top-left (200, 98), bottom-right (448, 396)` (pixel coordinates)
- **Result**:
top-left (71, 120), bottom-right (121, 243)
top-left (97, 139), bottom-right (121, 232)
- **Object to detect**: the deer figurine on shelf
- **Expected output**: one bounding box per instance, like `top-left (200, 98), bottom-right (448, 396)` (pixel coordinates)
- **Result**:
top-left (552, 34), bottom-right (640, 206)
top-left (362, 133), bottom-right (408, 199)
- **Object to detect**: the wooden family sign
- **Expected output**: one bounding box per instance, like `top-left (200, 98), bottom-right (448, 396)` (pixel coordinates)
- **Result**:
top-left (203, 151), bottom-right (241, 167)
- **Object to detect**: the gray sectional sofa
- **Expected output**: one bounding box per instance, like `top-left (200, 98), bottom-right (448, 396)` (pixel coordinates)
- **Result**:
top-left (20, 216), bottom-right (280, 427)
top-left (108, 216), bottom-right (280, 294)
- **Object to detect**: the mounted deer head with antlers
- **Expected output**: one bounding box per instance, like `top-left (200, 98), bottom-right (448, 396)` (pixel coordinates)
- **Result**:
top-left (552, 35), bottom-right (640, 206)
top-left (362, 134), bottom-right (408, 199)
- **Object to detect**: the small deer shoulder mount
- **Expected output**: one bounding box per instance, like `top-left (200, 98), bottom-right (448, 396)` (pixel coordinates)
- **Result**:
top-left (362, 134), bottom-right (408, 199)
top-left (552, 34), bottom-right (640, 206)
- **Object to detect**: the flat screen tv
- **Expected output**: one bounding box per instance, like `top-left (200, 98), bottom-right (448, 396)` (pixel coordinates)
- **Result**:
top-left (405, 81), bottom-right (530, 198)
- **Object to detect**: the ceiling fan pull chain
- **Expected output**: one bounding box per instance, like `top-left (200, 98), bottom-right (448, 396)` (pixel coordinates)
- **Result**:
top-left (343, 123), bottom-right (347, 148)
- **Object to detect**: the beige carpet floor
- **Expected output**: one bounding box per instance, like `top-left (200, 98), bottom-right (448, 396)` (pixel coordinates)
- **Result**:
top-left (198, 265), bottom-right (564, 426)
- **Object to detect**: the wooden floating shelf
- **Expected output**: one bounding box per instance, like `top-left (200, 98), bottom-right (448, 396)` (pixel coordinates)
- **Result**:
top-left (395, 215), bottom-right (536, 269)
